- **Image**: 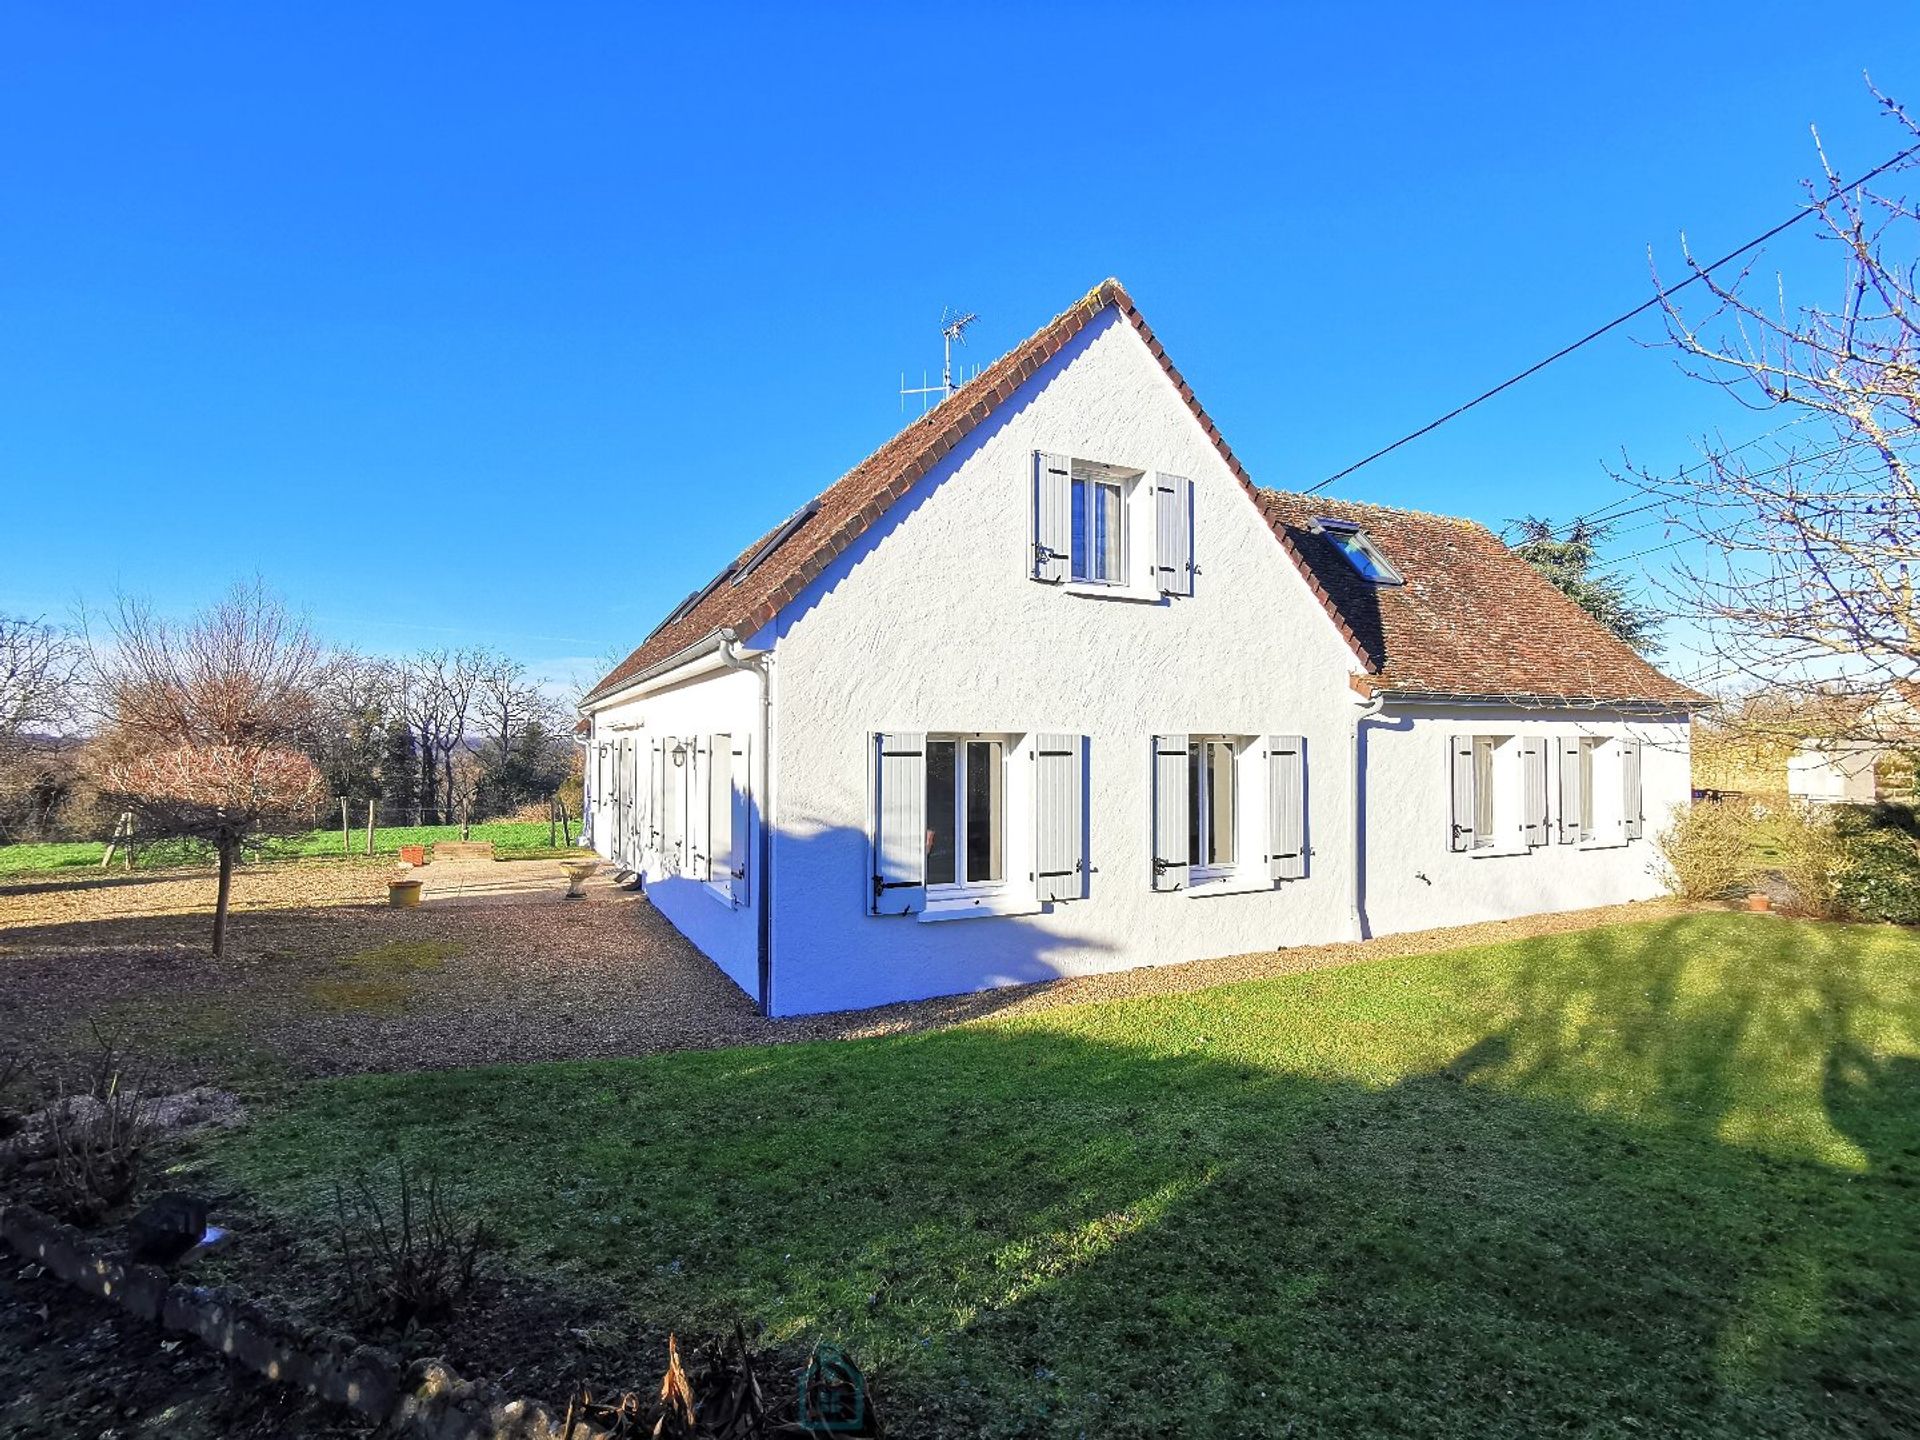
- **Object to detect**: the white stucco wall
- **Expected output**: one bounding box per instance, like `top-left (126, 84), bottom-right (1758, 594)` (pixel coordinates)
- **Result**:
top-left (1358, 704), bottom-right (1691, 937)
top-left (758, 308), bottom-right (1368, 1016)
top-left (585, 662), bottom-right (763, 1001)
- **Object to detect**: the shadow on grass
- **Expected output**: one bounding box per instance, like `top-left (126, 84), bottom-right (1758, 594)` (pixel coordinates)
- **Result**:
top-left (211, 913), bottom-right (1920, 1438)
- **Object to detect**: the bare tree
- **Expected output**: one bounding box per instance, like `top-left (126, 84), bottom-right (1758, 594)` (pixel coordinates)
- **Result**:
top-left (84, 583), bottom-right (327, 957)
top-left (0, 615), bottom-right (82, 763)
top-left (394, 649), bottom-right (483, 823)
top-left (1627, 85), bottom-right (1920, 749)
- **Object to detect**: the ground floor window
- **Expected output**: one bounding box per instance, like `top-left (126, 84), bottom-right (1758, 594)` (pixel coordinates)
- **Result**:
top-left (1189, 737), bottom-right (1237, 876)
top-left (926, 736), bottom-right (1004, 890)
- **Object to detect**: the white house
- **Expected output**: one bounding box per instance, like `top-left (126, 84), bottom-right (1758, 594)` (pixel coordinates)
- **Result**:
top-left (579, 281), bottom-right (1705, 1017)
top-left (1787, 741), bottom-right (1884, 804)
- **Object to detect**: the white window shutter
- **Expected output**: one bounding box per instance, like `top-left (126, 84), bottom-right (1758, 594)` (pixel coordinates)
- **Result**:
top-left (1521, 738), bottom-right (1548, 848)
top-left (1034, 733), bottom-right (1085, 902)
top-left (1151, 734), bottom-right (1190, 890)
top-left (648, 737), bottom-right (665, 861)
top-left (641, 744), bottom-right (656, 867)
top-left (1622, 738), bottom-right (1644, 840)
top-left (1448, 736), bottom-right (1475, 853)
top-left (1557, 737), bottom-right (1581, 844)
top-left (1267, 735), bottom-right (1307, 881)
top-left (611, 739), bottom-right (625, 865)
top-left (729, 733), bottom-right (751, 907)
top-left (619, 738), bottom-right (635, 867)
top-left (870, 732), bottom-right (926, 914)
top-left (687, 738), bottom-right (711, 880)
top-left (1032, 452), bottom-right (1071, 582)
top-left (1155, 474), bottom-right (1193, 596)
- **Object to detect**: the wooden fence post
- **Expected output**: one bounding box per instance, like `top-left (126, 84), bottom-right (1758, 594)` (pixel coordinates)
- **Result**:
top-left (341, 798), bottom-right (350, 856)
top-left (559, 797), bottom-right (572, 847)
top-left (366, 800), bottom-right (375, 857)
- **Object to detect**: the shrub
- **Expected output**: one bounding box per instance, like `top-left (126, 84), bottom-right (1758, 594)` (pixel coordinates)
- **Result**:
top-left (1653, 800), bottom-right (1755, 900)
top-left (1833, 804), bottom-right (1920, 924)
top-left (45, 1076), bottom-right (149, 1224)
top-left (332, 1162), bottom-right (490, 1330)
top-left (1770, 803), bottom-right (1849, 918)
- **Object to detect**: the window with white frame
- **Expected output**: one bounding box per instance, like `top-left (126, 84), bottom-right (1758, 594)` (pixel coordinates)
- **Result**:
top-left (1188, 737), bottom-right (1238, 879)
top-left (1070, 464), bottom-right (1129, 585)
top-left (1151, 733), bottom-right (1309, 892)
top-left (1032, 453), bottom-right (1192, 597)
top-left (869, 731), bottom-right (1087, 916)
top-left (926, 736), bottom-right (1005, 892)
top-left (1449, 734), bottom-right (1549, 855)
top-left (1552, 733), bottom-right (1643, 846)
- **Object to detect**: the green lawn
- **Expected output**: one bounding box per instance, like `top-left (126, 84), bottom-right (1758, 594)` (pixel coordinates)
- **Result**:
top-left (0, 820), bottom-right (582, 875)
top-left (213, 915), bottom-right (1920, 1437)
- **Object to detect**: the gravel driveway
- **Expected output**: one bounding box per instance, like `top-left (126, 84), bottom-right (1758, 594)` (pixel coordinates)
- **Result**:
top-left (0, 856), bottom-right (1693, 1091)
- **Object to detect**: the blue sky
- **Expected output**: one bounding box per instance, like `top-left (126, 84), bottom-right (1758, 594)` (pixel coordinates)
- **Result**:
top-left (2, 4), bottom-right (1913, 695)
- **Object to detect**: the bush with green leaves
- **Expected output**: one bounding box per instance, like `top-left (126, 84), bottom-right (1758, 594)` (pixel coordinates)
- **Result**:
top-left (1832, 804), bottom-right (1920, 925)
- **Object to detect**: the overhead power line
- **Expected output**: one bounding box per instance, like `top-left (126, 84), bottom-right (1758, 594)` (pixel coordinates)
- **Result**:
top-left (1305, 139), bottom-right (1920, 496)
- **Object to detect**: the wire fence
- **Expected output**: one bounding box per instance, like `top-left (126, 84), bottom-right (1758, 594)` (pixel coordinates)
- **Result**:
top-left (321, 797), bottom-right (580, 857)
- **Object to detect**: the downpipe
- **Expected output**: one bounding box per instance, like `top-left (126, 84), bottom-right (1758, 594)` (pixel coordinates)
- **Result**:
top-left (1350, 689), bottom-right (1386, 941)
top-left (717, 632), bottom-right (774, 1016)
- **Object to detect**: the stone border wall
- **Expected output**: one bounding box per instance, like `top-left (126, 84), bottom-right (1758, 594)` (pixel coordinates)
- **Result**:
top-left (0, 1201), bottom-right (614, 1440)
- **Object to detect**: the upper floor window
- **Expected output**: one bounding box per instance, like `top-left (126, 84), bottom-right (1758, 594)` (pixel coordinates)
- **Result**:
top-left (1313, 517), bottom-right (1403, 585)
top-left (1032, 452), bottom-right (1192, 597)
top-left (1071, 469), bottom-right (1126, 584)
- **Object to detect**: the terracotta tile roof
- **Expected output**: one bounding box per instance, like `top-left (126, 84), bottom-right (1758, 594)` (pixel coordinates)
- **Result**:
top-left (1254, 490), bottom-right (1707, 705)
top-left (585, 278), bottom-right (1248, 703)
top-left (585, 278), bottom-right (1705, 711)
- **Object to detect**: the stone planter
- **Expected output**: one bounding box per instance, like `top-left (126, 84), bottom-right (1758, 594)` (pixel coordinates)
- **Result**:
top-left (560, 861), bottom-right (598, 898)
top-left (388, 879), bottom-right (424, 909)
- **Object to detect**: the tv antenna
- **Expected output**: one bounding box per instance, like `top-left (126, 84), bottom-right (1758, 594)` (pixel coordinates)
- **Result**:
top-left (900, 307), bottom-right (980, 413)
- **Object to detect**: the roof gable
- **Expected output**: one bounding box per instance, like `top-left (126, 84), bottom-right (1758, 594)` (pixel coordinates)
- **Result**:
top-left (585, 277), bottom-right (1278, 703)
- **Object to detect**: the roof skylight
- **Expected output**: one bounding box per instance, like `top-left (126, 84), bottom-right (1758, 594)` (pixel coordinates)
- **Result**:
top-left (1312, 517), bottom-right (1403, 585)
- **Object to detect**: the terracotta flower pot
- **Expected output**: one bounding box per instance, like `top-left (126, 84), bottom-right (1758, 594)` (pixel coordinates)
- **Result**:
top-left (1746, 892), bottom-right (1773, 913)
top-left (397, 844), bottom-right (426, 866)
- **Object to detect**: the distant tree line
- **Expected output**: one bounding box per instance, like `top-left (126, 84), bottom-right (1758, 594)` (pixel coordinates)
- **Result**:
top-left (0, 597), bottom-right (577, 846)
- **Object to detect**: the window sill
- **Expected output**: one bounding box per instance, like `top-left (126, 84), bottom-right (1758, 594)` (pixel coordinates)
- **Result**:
top-left (705, 880), bottom-right (739, 908)
top-left (917, 893), bottom-right (1044, 923)
top-left (1577, 837), bottom-right (1630, 852)
top-left (1468, 844), bottom-right (1531, 859)
top-left (1062, 580), bottom-right (1162, 604)
top-left (1185, 872), bottom-right (1272, 898)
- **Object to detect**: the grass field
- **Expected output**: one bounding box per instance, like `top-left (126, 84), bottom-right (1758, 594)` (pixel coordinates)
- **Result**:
top-left (214, 914), bottom-right (1920, 1437)
top-left (0, 820), bottom-right (583, 876)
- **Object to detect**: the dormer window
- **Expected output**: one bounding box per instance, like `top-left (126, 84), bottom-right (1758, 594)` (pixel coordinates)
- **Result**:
top-left (1312, 517), bottom-right (1403, 585)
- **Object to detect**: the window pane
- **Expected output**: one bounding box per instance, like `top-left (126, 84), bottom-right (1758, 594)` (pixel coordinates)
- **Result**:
top-left (710, 736), bottom-right (732, 872)
top-left (1070, 478), bottom-right (1089, 581)
top-left (1188, 742), bottom-right (1203, 865)
top-left (1095, 482), bottom-right (1122, 582)
top-left (965, 741), bottom-right (1002, 882)
top-left (1473, 738), bottom-right (1494, 845)
top-left (926, 740), bottom-right (956, 885)
top-left (1207, 741), bottom-right (1235, 865)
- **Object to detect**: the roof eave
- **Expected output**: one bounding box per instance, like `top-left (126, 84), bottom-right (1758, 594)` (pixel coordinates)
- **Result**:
top-left (1363, 682), bottom-right (1711, 711)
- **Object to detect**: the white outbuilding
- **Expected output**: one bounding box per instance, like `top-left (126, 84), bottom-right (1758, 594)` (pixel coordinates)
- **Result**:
top-left (579, 280), bottom-right (1706, 1017)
